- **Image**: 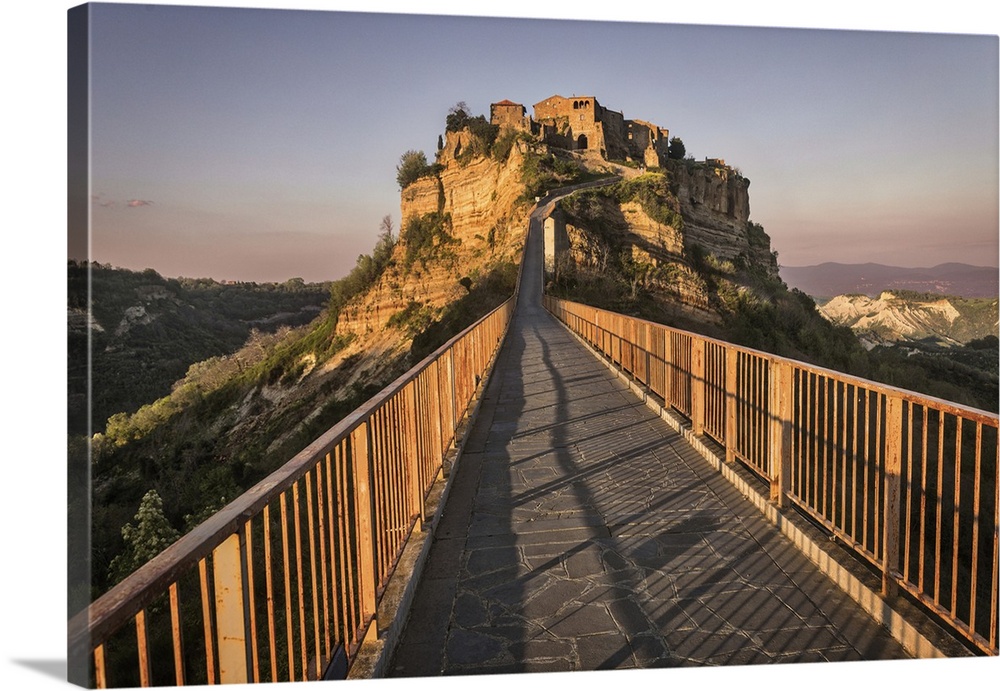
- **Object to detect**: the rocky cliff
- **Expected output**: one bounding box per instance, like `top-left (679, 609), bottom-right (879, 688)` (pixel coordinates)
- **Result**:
top-left (551, 153), bottom-right (780, 330)
top-left (819, 291), bottom-right (999, 347)
top-left (667, 160), bottom-right (776, 274)
top-left (558, 182), bottom-right (714, 321)
top-left (336, 129), bottom-right (529, 344)
top-left (336, 102), bottom-right (778, 345)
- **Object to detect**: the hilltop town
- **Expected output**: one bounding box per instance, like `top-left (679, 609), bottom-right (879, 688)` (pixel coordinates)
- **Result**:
top-left (491, 94), bottom-right (673, 168)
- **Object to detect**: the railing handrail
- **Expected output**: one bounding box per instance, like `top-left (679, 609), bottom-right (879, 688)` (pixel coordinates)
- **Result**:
top-left (69, 180), bottom-right (634, 686)
top-left (69, 293), bottom-right (515, 658)
top-left (562, 299), bottom-right (998, 423)
top-left (545, 294), bottom-right (999, 656)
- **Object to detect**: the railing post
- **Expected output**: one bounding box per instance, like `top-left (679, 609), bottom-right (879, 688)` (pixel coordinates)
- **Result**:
top-left (882, 395), bottom-right (904, 598)
top-left (641, 322), bottom-right (650, 386)
top-left (615, 315), bottom-right (623, 366)
top-left (664, 329), bottom-right (673, 408)
top-left (135, 610), bottom-right (151, 687)
top-left (429, 361), bottom-right (444, 478)
top-left (645, 337), bottom-right (651, 390)
top-left (405, 381), bottom-right (424, 529)
top-left (213, 531), bottom-right (251, 684)
top-left (447, 348), bottom-right (458, 441)
top-left (691, 338), bottom-right (706, 437)
top-left (351, 423), bottom-right (378, 643)
top-left (725, 348), bottom-right (738, 463)
top-left (595, 308), bottom-right (601, 354)
top-left (769, 360), bottom-right (793, 508)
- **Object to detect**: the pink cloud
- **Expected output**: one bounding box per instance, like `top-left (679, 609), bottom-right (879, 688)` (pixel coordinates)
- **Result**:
top-left (91, 194), bottom-right (154, 209)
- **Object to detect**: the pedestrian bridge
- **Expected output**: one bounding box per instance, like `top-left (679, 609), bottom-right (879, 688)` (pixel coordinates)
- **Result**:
top-left (69, 190), bottom-right (999, 686)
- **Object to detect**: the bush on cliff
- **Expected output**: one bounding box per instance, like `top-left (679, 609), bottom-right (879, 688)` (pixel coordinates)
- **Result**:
top-left (396, 149), bottom-right (433, 189)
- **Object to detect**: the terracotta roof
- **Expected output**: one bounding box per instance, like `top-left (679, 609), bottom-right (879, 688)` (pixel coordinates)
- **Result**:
top-left (492, 99), bottom-right (522, 106)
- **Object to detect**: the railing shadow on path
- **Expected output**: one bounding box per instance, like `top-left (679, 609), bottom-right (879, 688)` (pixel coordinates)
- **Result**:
top-left (389, 182), bottom-right (915, 676)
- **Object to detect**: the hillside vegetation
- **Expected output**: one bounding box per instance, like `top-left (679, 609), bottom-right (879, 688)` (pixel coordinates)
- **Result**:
top-left (68, 262), bottom-right (331, 437)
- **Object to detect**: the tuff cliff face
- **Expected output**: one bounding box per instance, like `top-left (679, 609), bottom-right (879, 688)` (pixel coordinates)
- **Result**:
top-left (557, 185), bottom-right (716, 321)
top-left (553, 155), bottom-right (779, 329)
top-left (401, 130), bottom-right (529, 253)
top-left (667, 160), bottom-right (775, 273)
top-left (338, 96), bottom-right (781, 347)
top-left (335, 129), bottom-right (530, 343)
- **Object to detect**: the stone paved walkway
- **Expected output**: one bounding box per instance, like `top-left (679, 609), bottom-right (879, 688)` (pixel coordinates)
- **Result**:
top-left (388, 193), bottom-right (909, 676)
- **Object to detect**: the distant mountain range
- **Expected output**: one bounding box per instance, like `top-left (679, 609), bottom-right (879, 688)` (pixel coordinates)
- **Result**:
top-left (780, 262), bottom-right (999, 299)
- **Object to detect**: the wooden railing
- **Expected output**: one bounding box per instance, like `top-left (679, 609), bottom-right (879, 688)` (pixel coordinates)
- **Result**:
top-left (544, 296), bottom-right (999, 656)
top-left (68, 297), bottom-right (515, 687)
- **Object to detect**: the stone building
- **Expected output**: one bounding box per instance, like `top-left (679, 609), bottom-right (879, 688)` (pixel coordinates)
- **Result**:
top-left (489, 99), bottom-right (533, 132)
top-left (626, 119), bottom-right (670, 168)
top-left (490, 94), bottom-right (670, 167)
top-left (531, 95), bottom-right (629, 159)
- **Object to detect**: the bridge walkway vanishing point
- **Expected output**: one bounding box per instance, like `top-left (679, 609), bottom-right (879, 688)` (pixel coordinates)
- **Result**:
top-left (388, 194), bottom-right (913, 675)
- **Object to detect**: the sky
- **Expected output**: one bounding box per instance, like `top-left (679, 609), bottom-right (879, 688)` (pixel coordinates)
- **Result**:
top-left (72, 1), bottom-right (999, 283)
top-left (2, 2), bottom-right (999, 691)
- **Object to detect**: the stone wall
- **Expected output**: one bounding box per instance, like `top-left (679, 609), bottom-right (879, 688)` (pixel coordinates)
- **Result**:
top-left (490, 100), bottom-right (531, 132)
top-left (530, 94), bottom-right (666, 164)
top-left (626, 119), bottom-right (669, 167)
top-left (596, 105), bottom-right (629, 160)
top-left (533, 95), bottom-right (610, 155)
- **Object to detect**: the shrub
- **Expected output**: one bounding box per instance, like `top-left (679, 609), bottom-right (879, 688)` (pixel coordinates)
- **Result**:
top-left (386, 301), bottom-right (434, 335)
top-left (613, 174), bottom-right (683, 228)
top-left (491, 128), bottom-right (521, 162)
top-left (668, 136), bottom-right (686, 160)
top-left (401, 211), bottom-right (454, 268)
top-left (396, 150), bottom-right (433, 189)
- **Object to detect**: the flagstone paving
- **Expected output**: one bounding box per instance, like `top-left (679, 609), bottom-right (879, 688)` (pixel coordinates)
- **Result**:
top-left (389, 192), bottom-right (909, 677)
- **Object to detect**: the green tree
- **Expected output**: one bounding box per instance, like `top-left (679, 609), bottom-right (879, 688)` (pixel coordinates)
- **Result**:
top-left (396, 150), bottom-right (431, 189)
top-left (329, 214), bottom-right (398, 313)
top-left (108, 489), bottom-right (180, 584)
top-left (281, 277), bottom-right (305, 292)
top-left (442, 102), bottom-right (498, 158)
top-left (668, 136), bottom-right (686, 160)
top-left (373, 214), bottom-right (396, 267)
top-left (446, 101), bottom-right (470, 132)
